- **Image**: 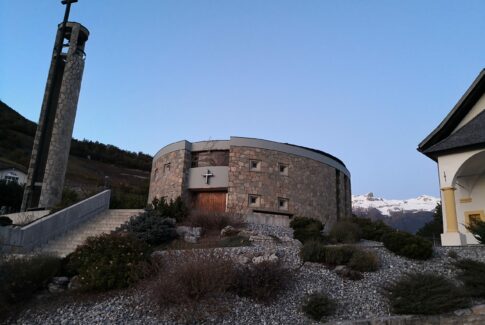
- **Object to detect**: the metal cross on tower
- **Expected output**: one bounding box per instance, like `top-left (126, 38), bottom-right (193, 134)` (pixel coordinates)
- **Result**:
top-left (202, 170), bottom-right (214, 184)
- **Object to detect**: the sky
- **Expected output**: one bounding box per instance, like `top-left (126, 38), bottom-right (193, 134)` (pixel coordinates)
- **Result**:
top-left (1, 1), bottom-right (484, 199)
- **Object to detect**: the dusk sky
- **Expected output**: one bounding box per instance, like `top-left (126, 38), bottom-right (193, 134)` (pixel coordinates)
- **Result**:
top-left (1, 1), bottom-right (484, 199)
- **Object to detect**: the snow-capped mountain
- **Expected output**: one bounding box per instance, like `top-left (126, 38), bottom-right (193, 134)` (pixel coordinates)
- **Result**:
top-left (352, 192), bottom-right (440, 217)
top-left (352, 193), bottom-right (441, 234)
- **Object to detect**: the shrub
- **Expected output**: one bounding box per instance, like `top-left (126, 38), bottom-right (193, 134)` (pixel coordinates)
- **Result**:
top-left (323, 245), bottom-right (358, 266)
top-left (347, 249), bottom-right (379, 272)
top-left (447, 250), bottom-right (458, 259)
top-left (153, 252), bottom-right (236, 306)
top-left (123, 212), bottom-right (178, 246)
top-left (300, 240), bottom-right (327, 263)
top-left (185, 212), bottom-right (243, 231)
top-left (382, 231), bottom-right (433, 260)
top-left (416, 203), bottom-right (443, 244)
top-left (384, 273), bottom-right (469, 315)
top-left (302, 293), bottom-right (336, 321)
top-left (453, 259), bottom-right (485, 298)
top-left (290, 217), bottom-right (324, 244)
top-left (466, 218), bottom-right (485, 244)
top-left (149, 196), bottom-right (188, 222)
top-left (0, 216), bottom-right (13, 226)
top-left (290, 216), bottom-right (317, 229)
top-left (351, 216), bottom-right (393, 242)
top-left (231, 261), bottom-right (293, 303)
top-left (0, 254), bottom-right (61, 304)
top-left (67, 233), bottom-right (150, 291)
top-left (330, 221), bottom-right (362, 243)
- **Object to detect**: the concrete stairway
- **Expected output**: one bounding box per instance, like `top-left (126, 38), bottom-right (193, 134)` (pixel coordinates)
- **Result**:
top-left (39, 209), bottom-right (143, 257)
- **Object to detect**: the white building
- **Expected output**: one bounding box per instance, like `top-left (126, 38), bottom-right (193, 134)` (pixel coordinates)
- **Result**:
top-left (419, 69), bottom-right (485, 246)
top-left (0, 167), bottom-right (27, 185)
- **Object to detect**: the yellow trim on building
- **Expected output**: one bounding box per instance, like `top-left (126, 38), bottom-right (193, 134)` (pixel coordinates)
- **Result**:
top-left (464, 210), bottom-right (485, 226)
top-left (441, 187), bottom-right (458, 232)
top-left (460, 197), bottom-right (473, 204)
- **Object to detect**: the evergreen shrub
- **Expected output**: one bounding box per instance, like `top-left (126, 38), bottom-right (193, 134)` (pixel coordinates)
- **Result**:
top-left (382, 231), bottom-right (432, 260)
top-left (124, 212), bottom-right (178, 246)
top-left (351, 216), bottom-right (393, 242)
top-left (384, 273), bottom-right (469, 315)
top-left (453, 259), bottom-right (485, 298)
top-left (330, 221), bottom-right (362, 243)
top-left (67, 233), bottom-right (150, 291)
top-left (466, 218), bottom-right (485, 244)
top-left (290, 217), bottom-right (324, 244)
top-left (0, 254), bottom-right (61, 304)
top-left (302, 293), bottom-right (336, 321)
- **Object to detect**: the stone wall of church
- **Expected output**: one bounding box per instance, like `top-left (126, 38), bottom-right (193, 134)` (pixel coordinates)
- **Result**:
top-left (148, 149), bottom-right (190, 204)
top-left (226, 146), bottom-right (349, 225)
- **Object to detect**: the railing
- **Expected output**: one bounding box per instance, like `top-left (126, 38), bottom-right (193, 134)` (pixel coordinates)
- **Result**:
top-left (0, 190), bottom-right (111, 253)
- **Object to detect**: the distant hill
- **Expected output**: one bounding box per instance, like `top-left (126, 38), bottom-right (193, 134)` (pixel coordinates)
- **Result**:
top-left (0, 100), bottom-right (152, 208)
top-left (352, 193), bottom-right (440, 234)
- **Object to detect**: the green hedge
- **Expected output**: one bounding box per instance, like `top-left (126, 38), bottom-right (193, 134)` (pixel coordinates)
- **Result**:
top-left (382, 231), bottom-right (433, 260)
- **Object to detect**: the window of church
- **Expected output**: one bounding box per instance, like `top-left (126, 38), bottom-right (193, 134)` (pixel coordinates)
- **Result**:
top-left (163, 163), bottom-right (171, 174)
top-left (278, 163), bottom-right (288, 176)
top-left (278, 197), bottom-right (289, 211)
top-left (248, 194), bottom-right (261, 207)
top-left (249, 159), bottom-right (261, 171)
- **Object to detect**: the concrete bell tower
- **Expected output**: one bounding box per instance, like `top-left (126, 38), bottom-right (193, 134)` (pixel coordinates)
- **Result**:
top-left (22, 1), bottom-right (89, 211)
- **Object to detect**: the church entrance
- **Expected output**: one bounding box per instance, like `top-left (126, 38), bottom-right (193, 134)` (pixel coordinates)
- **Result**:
top-left (192, 191), bottom-right (227, 213)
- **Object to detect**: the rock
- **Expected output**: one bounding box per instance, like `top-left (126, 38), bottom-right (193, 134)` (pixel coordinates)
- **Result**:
top-left (454, 308), bottom-right (472, 316)
top-left (334, 266), bottom-right (363, 281)
top-left (252, 253), bottom-right (279, 264)
top-left (238, 256), bottom-right (251, 264)
top-left (176, 226), bottom-right (203, 243)
top-left (52, 276), bottom-right (69, 286)
top-left (221, 225), bottom-right (240, 237)
top-left (68, 275), bottom-right (83, 291)
top-left (48, 283), bottom-right (65, 294)
top-left (471, 304), bottom-right (485, 315)
top-left (184, 234), bottom-right (198, 244)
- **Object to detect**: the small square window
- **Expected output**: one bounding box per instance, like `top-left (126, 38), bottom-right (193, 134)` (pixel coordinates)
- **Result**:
top-left (249, 159), bottom-right (261, 171)
top-left (163, 163), bottom-right (171, 173)
top-left (278, 197), bottom-right (289, 211)
top-left (278, 163), bottom-right (288, 176)
top-left (248, 194), bottom-right (261, 207)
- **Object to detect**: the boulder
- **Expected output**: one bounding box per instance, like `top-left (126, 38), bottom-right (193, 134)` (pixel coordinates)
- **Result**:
top-left (68, 275), bottom-right (83, 291)
top-left (252, 253), bottom-right (279, 264)
top-left (176, 226), bottom-right (203, 243)
top-left (220, 226), bottom-right (240, 237)
top-left (48, 283), bottom-right (65, 294)
top-left (52, 276), bottom-right (69, 286)
top-left (471, 304), bottom-right (485, 315)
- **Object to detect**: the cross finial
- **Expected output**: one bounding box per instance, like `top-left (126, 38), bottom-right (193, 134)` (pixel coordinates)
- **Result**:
top-left (61, 0), bottom-right (78, 5)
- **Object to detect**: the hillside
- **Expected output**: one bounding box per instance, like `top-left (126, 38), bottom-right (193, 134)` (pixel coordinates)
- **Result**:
top-left (0, 100), bottom-right (152, 208)
top-left (352, 193), bottom-right (440, 233)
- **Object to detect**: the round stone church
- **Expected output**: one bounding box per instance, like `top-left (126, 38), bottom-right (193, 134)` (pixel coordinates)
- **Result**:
top-left (148, 137), bottom-right (351, 226)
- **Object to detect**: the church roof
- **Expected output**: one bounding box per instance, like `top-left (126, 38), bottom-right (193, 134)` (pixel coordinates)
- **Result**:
top-left (418, 69), bottom-right (485, 160)
top-left (422, 110), bottom-right (485, 156)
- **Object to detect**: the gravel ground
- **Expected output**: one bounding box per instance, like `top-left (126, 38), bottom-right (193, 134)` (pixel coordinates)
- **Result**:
top-left (7, 224), bottom-right (485, 325)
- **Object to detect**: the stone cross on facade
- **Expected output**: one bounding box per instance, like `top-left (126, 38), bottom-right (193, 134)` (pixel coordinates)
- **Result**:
top-left (202, 169), bottom-right (214, 184)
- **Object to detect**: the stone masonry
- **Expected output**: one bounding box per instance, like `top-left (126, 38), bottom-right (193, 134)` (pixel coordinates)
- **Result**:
top-left (149, 138), bottom-right (351, 226)
top-left (226, 146), bottom-right (350, 224)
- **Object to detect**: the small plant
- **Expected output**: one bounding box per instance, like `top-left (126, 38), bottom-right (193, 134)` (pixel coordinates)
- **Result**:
top-left (123, 212), bottom-right (178, 246)
top-left (302, 292), bottom-right (336, 321)
top-left (185, 212), bottom-right (243, 231)
top-left (323, 245), bottom-right (358, 266)
top-left (351, 216), bottom-right (393, 242)
top-left (149, 196), bottom-right (188, 222)
top-left (453, 259), bottom-right (485, 298)
top-left (466, 218), bottom-right (485, 244)
top-left (231, 261), bottom-right (293, 303)
top-left (0, 254), bottom-right (61, 304)
top-left (329, 221), bottom-right (362, 243)
top-left (300, 240), bottom-right (327, 263)
top-left (347, 249), bottom-right (379, 272)
top-left (382, 231), bottom-right (433, 260)
top-left (67, 233), bottom-right (150, 291)
top-left (384, 273), bottom-right (469, 315)
top-left (290, 217), bottom-right (324, 244)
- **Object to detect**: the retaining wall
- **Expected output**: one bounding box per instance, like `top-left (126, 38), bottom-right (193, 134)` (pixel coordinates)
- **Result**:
top-left (0, 190), bottom-right (110, 253)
